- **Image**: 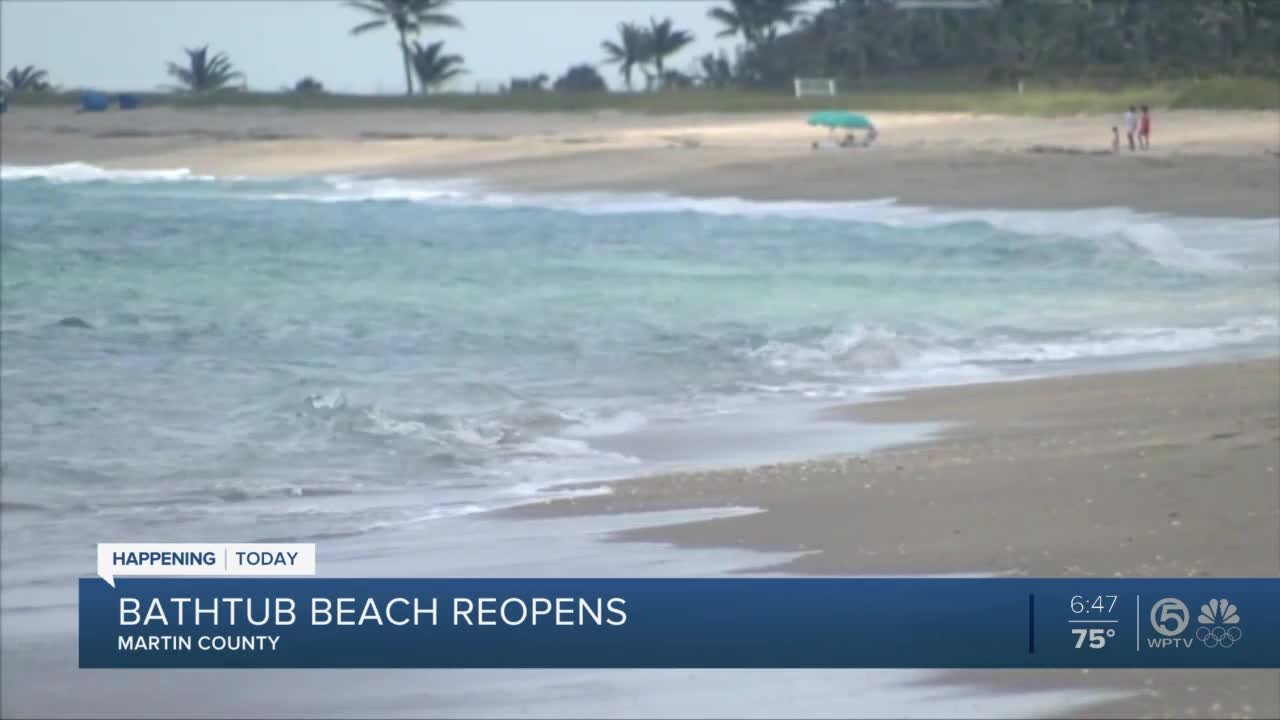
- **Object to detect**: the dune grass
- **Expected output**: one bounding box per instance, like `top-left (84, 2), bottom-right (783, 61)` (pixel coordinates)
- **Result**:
top-left (1169, 76), bottom-right (1280, 110)
top-left (7, 78), bottom-right (1273, 115)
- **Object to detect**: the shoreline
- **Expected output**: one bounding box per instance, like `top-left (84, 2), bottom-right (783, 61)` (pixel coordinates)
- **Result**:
top-left (504, 357), bottom-right (1280, 718)
top-left (507, 357), bottom-right (1280, 577)
top-left (3, 107), bottom-right (1278, 218)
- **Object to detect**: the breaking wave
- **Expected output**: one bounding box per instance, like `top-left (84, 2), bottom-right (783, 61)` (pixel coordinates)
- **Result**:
top-left (6, 164), bottom-right (1275, 274)
top-left (1, 162), bottom-right (215, 184)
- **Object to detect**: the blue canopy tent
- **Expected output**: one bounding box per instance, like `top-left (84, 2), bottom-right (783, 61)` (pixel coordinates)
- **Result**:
top-left (80, 90), bottom-right (110, 112)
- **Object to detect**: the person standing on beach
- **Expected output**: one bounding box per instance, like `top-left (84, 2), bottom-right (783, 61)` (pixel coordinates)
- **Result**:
top-left (1111, 126), bottom-right (1120, 153)
top-left (1123, 106), bottom-right (1138, 151)
top-left (1138, 105), bottom-right (1151, 150)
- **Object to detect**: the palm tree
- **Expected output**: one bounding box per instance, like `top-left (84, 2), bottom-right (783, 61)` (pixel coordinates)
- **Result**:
top-left (698, 51), bottom-right (734, 88)
top-left (347, 0), bottom-right (461, 97)
top-left (410, 40), bottom-right (466, 93)
top-left (165, 47), bottom-right (243, 92)
top-left (647, 17), bottom-right (696, 88)
top-left (707, 0), bottom-right (806, 48)
top-left (5, 65), bottom-right (51, 92)
top-left (601, 22), bottom-right (651, 91)
top-left (708, 0), bottom-right (753, 45)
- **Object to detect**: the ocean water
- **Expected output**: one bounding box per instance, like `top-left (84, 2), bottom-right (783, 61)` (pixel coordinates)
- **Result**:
top-left (1, 162), bottom-right (1277, 717)
top-left (3, 163), bottom-right (1277, 537)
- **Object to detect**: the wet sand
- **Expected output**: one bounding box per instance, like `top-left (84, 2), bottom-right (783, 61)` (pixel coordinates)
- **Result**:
top-left (508, 358), bottom-right (1280, 718)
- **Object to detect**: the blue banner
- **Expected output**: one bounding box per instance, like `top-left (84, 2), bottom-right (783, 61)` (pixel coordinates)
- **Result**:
top-left (80, 578), bottom-right (1279, 668)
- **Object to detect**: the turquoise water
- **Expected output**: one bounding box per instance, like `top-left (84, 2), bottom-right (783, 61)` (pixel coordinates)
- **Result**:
top-left (2, 164), bottom-right (1278, 544)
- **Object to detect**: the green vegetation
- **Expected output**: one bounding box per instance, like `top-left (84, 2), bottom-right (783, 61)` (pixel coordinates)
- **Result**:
top-left (1169, 76), bottom-right (1280, 110)
top-left (165, 46), bottom-right (244, 92)
top-left (601, 22), bottom-right (650, 92)
top-left (597, 16), bottom-right (698, 91)
top-left (347, 0), bottom-right (461, 96)
top-left (552, 65), bottom-right (608, 94)
top-left (1, 82), bottom-right (1229, 115)
top-left (746, 0), bottom-right (1280, 93)
top-left (709, 0), bottom-right (809, 48)
top-left (409, 40), bottom-right (466, 93)
top-left (646, 17), bottom-right (697, 88)
top-left (5, 65), bottom-right (52, 92)
top-left (293, 76), bottom-right (326, 94)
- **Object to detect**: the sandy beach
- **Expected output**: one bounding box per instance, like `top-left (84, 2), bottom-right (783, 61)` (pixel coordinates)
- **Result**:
top-left (511, 359), bottom-right (1280, 578)
top-left (4, 103), bottom-right (1278, 718)
top-left (509, 358), bottom-right (1280, 718)
top-left (3, 106), bottom-right (1279, 216)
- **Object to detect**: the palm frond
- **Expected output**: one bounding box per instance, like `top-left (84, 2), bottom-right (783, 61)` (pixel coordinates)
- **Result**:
top-left (409, 39), bottom-right (467, 93)
top-left (345, 0), bottom-right (389, 14)
top-left (5, 65), bottom-right (52, 91)
top-left (165, 46), bottom-right (242, 92)
top-left (350, 19), bottom-right (387, 35)
top-left (417, 12), bottom-right (462, 28)
top-left (707, 7), bottom-right (743, 38)
top-left (601, 41), bottom-right (626, 62)
top-left (346, 0), bottom-right (461, 95)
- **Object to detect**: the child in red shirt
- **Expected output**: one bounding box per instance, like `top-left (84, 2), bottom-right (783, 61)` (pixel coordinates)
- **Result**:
top-left (1138, 106), bottom-right (1151, 150)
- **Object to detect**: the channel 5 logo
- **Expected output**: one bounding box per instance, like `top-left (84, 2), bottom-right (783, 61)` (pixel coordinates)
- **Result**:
top-left (1147, 597), bottom-right (1243, 650)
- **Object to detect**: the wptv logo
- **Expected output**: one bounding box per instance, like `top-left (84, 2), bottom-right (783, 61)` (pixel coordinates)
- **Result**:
top-left (1148, 597), bottom-right (1243, 650)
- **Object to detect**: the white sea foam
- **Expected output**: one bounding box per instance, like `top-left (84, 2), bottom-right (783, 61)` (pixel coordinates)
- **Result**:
top-left (0, 162), bottom-right (215, 183)
top-left (958, 317), bottom-right (1279, 364)
top-left (746, 316), bottom-right (1278, 392)
top-left (722, 317), bottom-right (1278, 405)
top-left (562, 409), bottom-right (651, 437)
top-left (287, 175), bottom-right (1276, 274)
top-left (7, 163), bottom-right (1276, 273)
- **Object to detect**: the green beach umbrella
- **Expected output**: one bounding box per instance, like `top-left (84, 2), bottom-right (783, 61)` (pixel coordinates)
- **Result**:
top-left (807, 111), bottom-right (875, 130)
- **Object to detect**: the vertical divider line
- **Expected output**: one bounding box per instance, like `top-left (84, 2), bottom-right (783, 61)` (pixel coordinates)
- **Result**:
top-left (1028, 594), bottom-right (1035, 654)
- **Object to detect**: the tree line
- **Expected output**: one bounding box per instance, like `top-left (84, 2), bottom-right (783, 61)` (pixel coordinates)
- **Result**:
top-left (725, 0), bottom-right (1280, 90)
top-left (4, 1), bottom-right (1277, 97)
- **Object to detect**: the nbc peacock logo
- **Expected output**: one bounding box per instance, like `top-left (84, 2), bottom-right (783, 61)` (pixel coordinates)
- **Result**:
top-left (1194, 598), bottom-right (1242, 649)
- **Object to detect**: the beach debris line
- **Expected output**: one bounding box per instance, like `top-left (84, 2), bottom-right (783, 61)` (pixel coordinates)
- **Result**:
top-left (1026, 145), bottom-right (1113, 157)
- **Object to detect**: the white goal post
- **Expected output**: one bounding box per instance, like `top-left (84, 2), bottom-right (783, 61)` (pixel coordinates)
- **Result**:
top-left (794, 77), bottom-right (837, 98)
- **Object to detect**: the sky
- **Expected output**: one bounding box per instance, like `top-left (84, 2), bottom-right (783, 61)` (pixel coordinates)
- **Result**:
top-left (0, 0), bottom-right (779, 93)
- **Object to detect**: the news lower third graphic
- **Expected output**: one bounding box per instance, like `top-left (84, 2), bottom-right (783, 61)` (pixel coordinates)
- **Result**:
top-left (80, 544), bottom-right (1279, 669)
top-left (97, 543), bottom-right (317, 586)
